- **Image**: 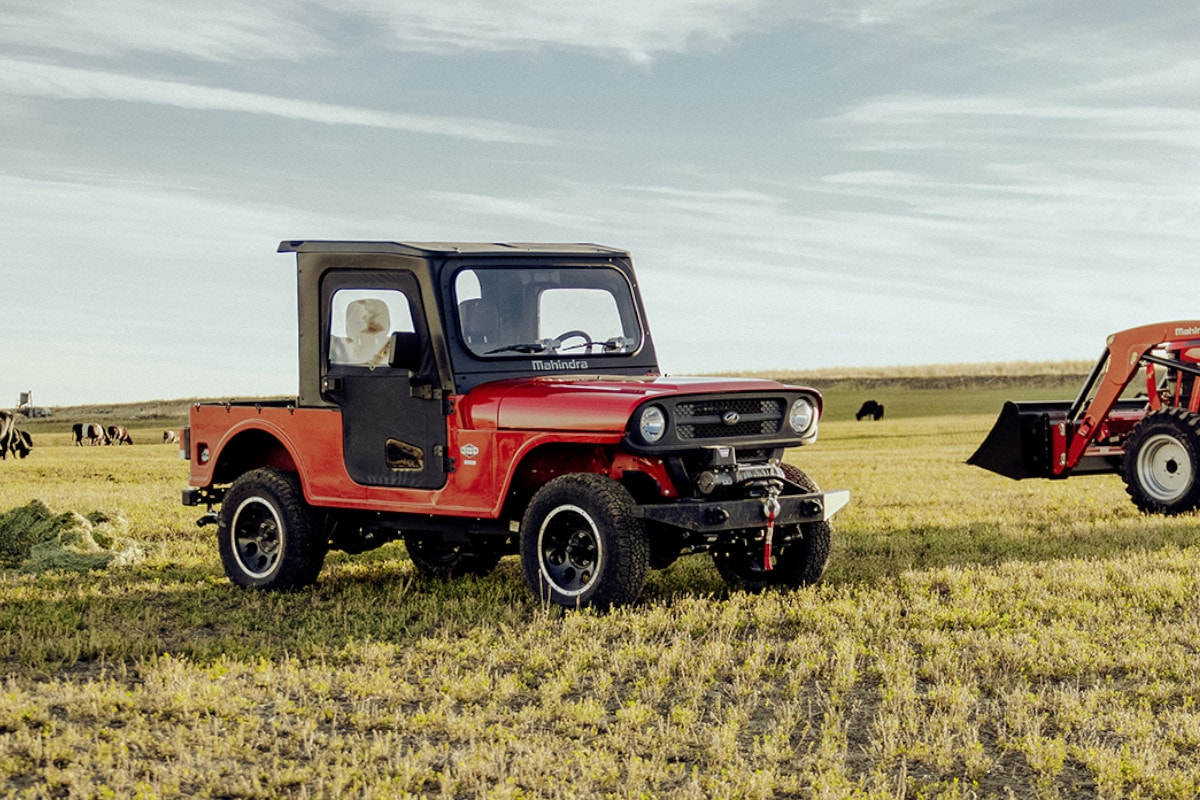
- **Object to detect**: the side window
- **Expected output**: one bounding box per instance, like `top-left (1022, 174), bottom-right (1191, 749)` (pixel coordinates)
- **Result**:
top-left (329, 289), bottom-right (415, 367)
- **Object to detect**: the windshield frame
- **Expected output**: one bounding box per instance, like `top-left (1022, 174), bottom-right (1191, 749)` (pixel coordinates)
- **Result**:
top-left (451, 263), bottom-right (647, 361)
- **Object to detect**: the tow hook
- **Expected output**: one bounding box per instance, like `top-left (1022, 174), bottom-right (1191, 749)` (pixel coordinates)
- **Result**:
top-left (761, 491), bottom-right (781, 571)
top-left (196, 511), bottom-right (218, 528)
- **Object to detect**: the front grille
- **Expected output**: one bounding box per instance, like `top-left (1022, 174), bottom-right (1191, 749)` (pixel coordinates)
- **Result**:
top-left (676, 398), bottom-right (784, 440)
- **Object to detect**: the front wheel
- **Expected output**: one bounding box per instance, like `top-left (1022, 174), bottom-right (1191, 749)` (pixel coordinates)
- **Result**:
top-left (1121, 407), bottom-right (1200, 515)
top-left (217, 468), bottom-right (327, 590)
top-left (520, 473), bottom-right (649, 609)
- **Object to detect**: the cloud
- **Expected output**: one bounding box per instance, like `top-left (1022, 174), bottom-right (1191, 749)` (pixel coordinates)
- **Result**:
top-left (346, 0), bottom-right (765, 63)
top-left (0, 0), bottom-right (320, 61)
top-left (0, 58), bottom-right (557, 145)
top-left (426, 192), bottom-right (602, 229)
top-left (0, 0), bottom-right (767, 65)
top-left (1079, 59), bottom-right (1200, 101)
top-left (831, 93), bottom-right (1200, 145)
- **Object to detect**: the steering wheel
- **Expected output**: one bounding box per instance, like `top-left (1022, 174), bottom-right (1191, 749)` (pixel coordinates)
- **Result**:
top-left (551, 330), bottom-right (593, 351)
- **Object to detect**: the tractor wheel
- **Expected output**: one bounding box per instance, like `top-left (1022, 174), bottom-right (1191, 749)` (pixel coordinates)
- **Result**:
top-left (520, 473), bottom-right (649, 609)
top-left (712, 464), bottom-right (831, 591)
top-left (404, 535), bottom-right (504, 579)
top-left (1121, 407), bottom-right (1200, 515)
top-left (217, 468), bottom-right (327, 590)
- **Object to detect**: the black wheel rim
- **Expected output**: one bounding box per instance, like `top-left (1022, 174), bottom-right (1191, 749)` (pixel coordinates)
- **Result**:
top-left (230, 497), bottom-right (283, 578)
top-left (537, 504), bottom-right (601, 596)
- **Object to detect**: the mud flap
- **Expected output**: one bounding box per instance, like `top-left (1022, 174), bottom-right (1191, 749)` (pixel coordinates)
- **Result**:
top-left (967, 401), bottom-right (1072, 480)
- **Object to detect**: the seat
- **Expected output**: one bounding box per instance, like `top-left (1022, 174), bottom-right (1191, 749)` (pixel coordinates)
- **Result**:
top-left (331, 298), bottom-right (392, 366)
top-left (459, 298), bottom-right (501, 348)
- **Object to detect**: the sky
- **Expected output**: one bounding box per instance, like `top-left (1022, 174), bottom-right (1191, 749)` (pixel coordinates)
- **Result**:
top-left (2, 1), bottom-right (1199, 407)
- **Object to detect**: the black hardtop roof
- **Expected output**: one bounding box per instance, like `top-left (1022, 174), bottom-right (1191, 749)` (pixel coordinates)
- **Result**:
top-left (278, 240), bottom-right (629, 258)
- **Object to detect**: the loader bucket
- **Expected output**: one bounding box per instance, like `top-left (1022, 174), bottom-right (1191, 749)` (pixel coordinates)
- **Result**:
top-left (967, 401), bottom-right (1072, 480)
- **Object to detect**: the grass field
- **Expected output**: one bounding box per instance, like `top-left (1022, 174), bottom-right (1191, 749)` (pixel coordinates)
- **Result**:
top-left (1, 376), bottom-right (1198, 799)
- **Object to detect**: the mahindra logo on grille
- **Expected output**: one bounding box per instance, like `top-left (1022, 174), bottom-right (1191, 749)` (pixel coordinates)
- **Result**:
top-left (722, 411), bottom-right (740, 426)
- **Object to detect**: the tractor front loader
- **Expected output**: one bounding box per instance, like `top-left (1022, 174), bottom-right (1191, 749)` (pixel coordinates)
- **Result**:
top-left (969, 321), bottom-right (1200, 515)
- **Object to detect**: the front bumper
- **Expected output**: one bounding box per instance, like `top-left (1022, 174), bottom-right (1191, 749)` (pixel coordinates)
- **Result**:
top-left (632, 489), bottom-right (850, 533)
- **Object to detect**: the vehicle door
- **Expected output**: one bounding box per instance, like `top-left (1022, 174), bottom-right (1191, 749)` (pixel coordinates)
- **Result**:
top-left (320, 269), bottom-right (447, 490)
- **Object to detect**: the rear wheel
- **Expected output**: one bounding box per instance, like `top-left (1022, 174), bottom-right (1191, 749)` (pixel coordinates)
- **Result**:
top-left (712, 464), bottom-right (831, 591)
top-left (520, 473), bottom-right (649, 609)
top-left (404, 535), bottom-right (504, 579)
top-left (218, 468), bottom-right (327, 590)
top-left (1121, 408), bottom-right (1200, 515)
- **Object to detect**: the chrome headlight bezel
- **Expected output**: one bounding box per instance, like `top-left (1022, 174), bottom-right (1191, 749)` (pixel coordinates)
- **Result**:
top-left (788, 397), bottom-right (817, 435)
top-left (635, 404), bottom-right (667, 445)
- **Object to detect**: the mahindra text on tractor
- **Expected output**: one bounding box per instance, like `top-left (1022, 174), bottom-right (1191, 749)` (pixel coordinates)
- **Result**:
top-left (970, 321), bottom-right (1200, 515)
top-left (181, 240), bottom-right (850, 608)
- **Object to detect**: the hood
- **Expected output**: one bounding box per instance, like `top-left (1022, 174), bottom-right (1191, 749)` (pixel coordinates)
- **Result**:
top-left (461, 374), bottom-right (813, 432)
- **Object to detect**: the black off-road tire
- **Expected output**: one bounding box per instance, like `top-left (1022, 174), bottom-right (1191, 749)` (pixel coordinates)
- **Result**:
top-left (1121, 407), bottom-right (1200, 516)
top-left (520, 473), bottom-right (649, 609)
top-left (404, 535), bottom-right (504, 579)
top-left (217, 468), bottom-right (327, 590)
top-left (712, 463), bottom-right (831, 591)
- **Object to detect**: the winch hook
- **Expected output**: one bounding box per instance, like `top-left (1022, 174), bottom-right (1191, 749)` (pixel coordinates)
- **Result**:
top-left (761, 491), bottom-right (781, 571)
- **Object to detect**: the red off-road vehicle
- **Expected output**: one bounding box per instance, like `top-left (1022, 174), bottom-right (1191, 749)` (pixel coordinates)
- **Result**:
top-left (182, 240), bottom-right (849, 607)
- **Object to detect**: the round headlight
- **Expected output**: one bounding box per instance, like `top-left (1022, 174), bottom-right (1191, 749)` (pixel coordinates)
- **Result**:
top-left (788, 397), bottom-right (816, 434)
top-left (636, 405), bottom-right (667, 444)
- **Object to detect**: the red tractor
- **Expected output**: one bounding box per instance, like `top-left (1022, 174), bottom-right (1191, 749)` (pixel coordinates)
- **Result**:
top-left (181, 240), bottom-right (849, 607)
top-left (970, 321), bottom-right (1200, 514)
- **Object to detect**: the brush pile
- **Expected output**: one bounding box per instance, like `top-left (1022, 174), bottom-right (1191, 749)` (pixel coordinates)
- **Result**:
top-left (0, 500), bottom-right (145, 573)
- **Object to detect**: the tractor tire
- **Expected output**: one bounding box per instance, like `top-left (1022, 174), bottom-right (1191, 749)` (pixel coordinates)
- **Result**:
top-left (217, 468), bottom-right (327, 590)
top-left (520, 473), bottom-right (649, 609)
top-left (404, 535), bottom-right (504, 579)
top-left (1121, 407), bottom-right (1200, 515)
top-left (712, 463), bottom-right (831, 591)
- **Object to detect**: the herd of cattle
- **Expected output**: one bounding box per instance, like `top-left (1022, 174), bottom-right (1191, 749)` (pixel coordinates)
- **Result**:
top-left (71, 423), bottom-right (135, 446)
top-left (0, 410), bottom-right (180, 460)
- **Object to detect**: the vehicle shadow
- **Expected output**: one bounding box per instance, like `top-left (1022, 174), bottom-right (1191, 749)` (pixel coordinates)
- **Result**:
top-left (4, 511), bottom-right (1197, 677)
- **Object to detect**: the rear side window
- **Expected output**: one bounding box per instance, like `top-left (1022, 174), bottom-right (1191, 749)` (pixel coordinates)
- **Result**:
top-left (329, 289), bottom-right (415, 368)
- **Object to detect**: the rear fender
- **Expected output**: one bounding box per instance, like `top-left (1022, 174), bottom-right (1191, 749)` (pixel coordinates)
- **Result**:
top-left (208, 428), bottom-right (298, 486)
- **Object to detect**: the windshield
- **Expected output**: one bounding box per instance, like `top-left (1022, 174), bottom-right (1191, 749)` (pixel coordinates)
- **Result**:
top-left (454, 266), bottom-right (643, 358)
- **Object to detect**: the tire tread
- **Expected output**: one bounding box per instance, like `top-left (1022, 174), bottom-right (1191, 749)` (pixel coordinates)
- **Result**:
top-left (1120, 407), bottom-right (1200, 516)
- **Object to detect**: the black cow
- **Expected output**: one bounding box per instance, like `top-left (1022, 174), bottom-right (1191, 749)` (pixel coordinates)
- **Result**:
top-left (0, 411), bottom-right (14, 459)
top-left (856, 400), bottom-right (885, 421)
top-left (73, 422), bottom-right (108, 445)
top-left (9, 429), bottom-right (32, 459)
top-left (108, 425), bottom-right (134, 445)
top-left (163, 430), bottom-right (179, 444)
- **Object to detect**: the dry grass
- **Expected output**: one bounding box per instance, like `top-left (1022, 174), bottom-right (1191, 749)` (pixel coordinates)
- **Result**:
top-left (1, 392), bottom-right (1199, 798)
top-left (717, 359), bottom-right (1096, 382)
